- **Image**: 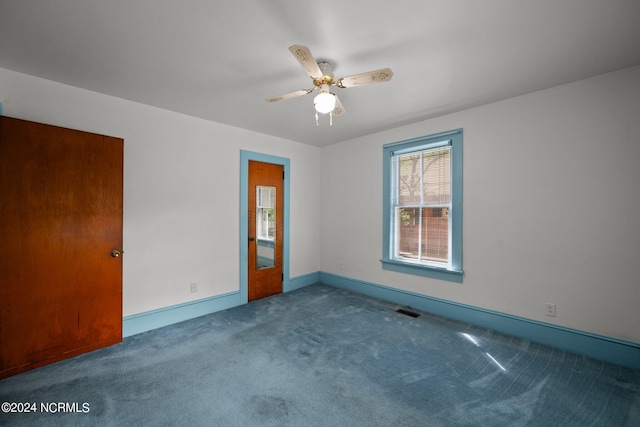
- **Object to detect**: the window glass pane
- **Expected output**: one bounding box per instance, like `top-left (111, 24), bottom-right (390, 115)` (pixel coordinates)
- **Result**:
top-left (396, 207), bottom-right (420, 260)
top-left (258, 208), bottom-right (275, 239)
top-left (422, 147), bottom-right (451, 204)
top-left (421, 207), bottom-right (449, 264)
top-left (269, 187), bottom-right (276, 207)
top-left (393, 145), bottom-right (452, 267)
top-left (398, 153), bottom-right (422, 204)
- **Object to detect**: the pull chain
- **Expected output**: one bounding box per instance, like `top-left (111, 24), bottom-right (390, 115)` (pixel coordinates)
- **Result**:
top-left (314, 111), bottom-right (334, 126)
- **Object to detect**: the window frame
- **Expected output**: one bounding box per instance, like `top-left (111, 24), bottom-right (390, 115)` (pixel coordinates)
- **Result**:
top-left (381, 129), bottom-right (463, 282)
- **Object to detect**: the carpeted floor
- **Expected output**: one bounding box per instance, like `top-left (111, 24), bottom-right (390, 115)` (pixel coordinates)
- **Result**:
top-left (1, 283), bottom-right (639, 426)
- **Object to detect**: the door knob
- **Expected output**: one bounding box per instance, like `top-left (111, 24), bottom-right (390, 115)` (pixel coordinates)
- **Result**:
top-left (248, 237), bottom-right (255, 242)
top-left (111, 249), bottom-right (122, 258)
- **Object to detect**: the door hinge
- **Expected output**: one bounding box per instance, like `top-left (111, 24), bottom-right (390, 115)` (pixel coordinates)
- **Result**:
top-left (283, 170), bottom-right (285, 179)
top-left (281, 273), bottom-right (284, 281)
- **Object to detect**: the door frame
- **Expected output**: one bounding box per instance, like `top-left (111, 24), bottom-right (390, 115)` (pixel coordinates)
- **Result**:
top-left (240, 150), bottom-right (290, 303)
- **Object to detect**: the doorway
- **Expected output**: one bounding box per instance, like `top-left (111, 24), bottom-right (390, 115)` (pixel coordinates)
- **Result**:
top-left (248, 161), bottom-right (283, 300)
top-left (240, 151), bottom-right (290, 303)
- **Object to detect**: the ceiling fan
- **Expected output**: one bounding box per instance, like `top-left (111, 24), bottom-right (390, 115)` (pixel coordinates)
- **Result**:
top-left (265, 44), bottom-right (394, 125)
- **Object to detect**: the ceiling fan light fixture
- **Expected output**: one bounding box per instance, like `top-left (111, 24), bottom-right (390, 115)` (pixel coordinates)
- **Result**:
top-left (314, 85), bottom-right (336, 114)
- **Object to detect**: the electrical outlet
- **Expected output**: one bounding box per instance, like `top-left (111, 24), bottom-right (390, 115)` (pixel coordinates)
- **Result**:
top-left (545, 303), bottom-right (556, 317)
top-left (190, 282), bottom-right (198, 293)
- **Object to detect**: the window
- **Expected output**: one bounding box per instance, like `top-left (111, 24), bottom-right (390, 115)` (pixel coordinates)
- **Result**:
top-left (382, 129), bottom-right (463, 282)
top-left (256, 186), bottom-right (276, 241)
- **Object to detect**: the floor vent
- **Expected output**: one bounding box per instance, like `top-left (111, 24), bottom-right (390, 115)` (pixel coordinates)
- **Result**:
top-left (396, 308), bottom-right (420, 318)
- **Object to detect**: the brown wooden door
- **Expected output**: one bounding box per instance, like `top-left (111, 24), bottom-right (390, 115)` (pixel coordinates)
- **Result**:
top-left (0, 116), bottom-right (123, 379)
top-left (248, 161), bottom-right (283, 301)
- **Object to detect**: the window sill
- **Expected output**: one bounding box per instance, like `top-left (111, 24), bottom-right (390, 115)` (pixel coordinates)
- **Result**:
top-left (380, 259), bottom-right (463, 283)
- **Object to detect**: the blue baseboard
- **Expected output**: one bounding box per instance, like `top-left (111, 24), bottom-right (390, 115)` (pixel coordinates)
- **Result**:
top-left (319, 272), bottom-right (640, 371)
top-left (123, 273), bottom-right (319, 337)
top-left (286, 271), bottom-right (320, 292)
top-left (123, 291), bottom-right (242, 337)
top-left (121, 272), bottom-right (639, 370)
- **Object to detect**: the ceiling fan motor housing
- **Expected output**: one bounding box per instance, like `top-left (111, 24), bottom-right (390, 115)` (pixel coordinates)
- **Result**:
top-left (315, 61), bottom-right (335, 86)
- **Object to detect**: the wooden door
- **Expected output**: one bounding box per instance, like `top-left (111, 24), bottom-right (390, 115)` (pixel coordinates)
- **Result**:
top-left (0, 116), bottom-right (123, 379)
top-left (248, 161), bottom-right (283, 301)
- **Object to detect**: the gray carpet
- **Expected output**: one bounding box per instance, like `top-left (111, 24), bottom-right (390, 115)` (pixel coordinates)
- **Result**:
top-left (1, 284), bottom-right (639, 426)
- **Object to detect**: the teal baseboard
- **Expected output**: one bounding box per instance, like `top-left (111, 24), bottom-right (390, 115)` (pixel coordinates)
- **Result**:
top-left (123, 291), bottom-right (242, 337)
top-left (121, 272), bottom-right (639, 370)
top-left (319, 272), bottom-right (640, 371)
top-left (286, 271), bottom-right (320, 292)
top-left (123, 273), bottom-right (319, 337)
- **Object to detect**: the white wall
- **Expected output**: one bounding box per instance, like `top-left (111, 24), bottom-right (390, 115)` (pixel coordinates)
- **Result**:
top-left (320, 65), bottom-right (640, 343)
top-left (3, 64), bottom-right (638, 345)
top-left (0, 67), bottom-right (321, 316)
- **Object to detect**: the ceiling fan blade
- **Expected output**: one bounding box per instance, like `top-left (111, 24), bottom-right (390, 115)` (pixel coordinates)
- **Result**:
top-left (332, 95), bottom-right (345, 116)
top-left (289, 44), bottom-right (323, 80)
top-left (337, 68), bottom-right (393, 88)
top-left (265, 88), bottom-right (314, 103)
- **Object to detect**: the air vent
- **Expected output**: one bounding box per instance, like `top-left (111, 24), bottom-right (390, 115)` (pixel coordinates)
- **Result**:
top-left (396, 308), bottom-right (420, 318)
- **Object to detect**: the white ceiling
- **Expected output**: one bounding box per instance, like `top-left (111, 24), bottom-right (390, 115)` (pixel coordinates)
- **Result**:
top-left (1, 1), bottom-right (639, 147)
